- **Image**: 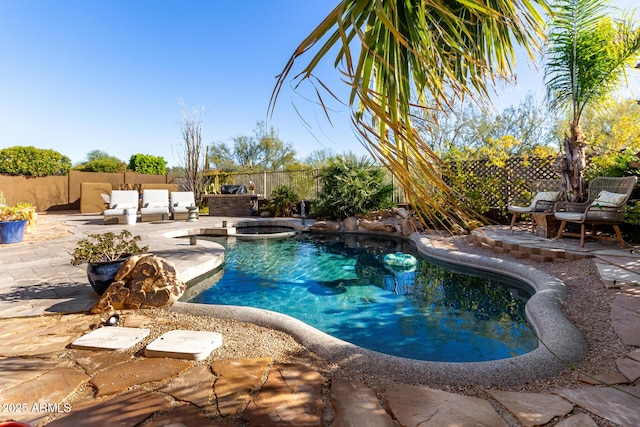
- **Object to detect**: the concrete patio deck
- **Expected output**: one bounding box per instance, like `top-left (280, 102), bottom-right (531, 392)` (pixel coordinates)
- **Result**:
top-left (0, 213), bottom-right (638, 426)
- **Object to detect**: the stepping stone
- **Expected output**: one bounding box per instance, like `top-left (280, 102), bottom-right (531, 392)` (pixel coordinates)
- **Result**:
top-left (595, 259), bottom-right (640, 286)
top-left (613, 293), bottom-right (640, 312)
top-left (555, 413), bottom-right (598, 427)
top-left (242, 363), bottom-right (324, 427)
top-left (627, 349), bottom-right (640, 362)
top-left (143, 403), bottom-right (241, 427)
top-left (211, 357), bottom-right (273, 416)
top-left (385, 383), bottom-right (508, 426)
top-left (330, 378), bottom-right (394, 427)
top-left (616, 357), bottom-right (640, 382)
top-left (0, 357), bottom-right (62, 394)
top-left (46, 389), bottom-right (172, 427)
top-left (557, 385), bottom-right (640, 427)
top-left (1, 331), bottom-right (80, 357)
top-left (0, 367), bottom-right (90, 426)
top-left (596, 255), bottom-right (640, 276)
top-left (611, 304), bottom-right (640, 346)
top-left (578, 371), bottom-right (630, 386)
top-left (91, 357), bottom-right (192, 397)
top-left (486, 389), bottom-right (572, 426)
top-left (70, 350), bottom-right (132, 373)
top-left (145, 329), bottom-right (222, 360)
top-left (70, 327), bottom-right (150, 351)
top-left (159, 364), bottom-right (215, 407)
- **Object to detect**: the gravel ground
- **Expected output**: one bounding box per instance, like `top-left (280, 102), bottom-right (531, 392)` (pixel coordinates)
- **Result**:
top-left (444, 234), bottom-right (629, 391)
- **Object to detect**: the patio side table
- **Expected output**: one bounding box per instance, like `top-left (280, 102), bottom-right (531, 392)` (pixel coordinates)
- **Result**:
top-left (532, 212), bottom-right (561, 238)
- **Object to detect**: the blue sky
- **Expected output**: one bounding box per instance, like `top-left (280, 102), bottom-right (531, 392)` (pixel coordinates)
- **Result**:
top-left (0, 0), bottom-right (638, 168)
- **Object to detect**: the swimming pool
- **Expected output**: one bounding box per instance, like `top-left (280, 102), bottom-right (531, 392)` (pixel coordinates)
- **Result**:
top-left (184, 233), bottom-right (538, 362)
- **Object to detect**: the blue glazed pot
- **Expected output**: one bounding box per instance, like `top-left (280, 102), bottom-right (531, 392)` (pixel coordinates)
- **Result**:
top-left (86, 257), bottom-right (130, 295)
top-left (0, 219), bottom-right (27, 244)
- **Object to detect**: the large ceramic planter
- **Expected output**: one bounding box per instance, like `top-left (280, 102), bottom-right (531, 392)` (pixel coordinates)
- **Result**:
top-left (0, 219), bottom-right (27, 244)
top-left (86, 256), bottom-right (130, 295)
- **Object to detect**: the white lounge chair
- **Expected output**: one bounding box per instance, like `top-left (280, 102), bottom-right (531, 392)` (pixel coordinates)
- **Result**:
top-left (140, 189), bottom-right (170, 222)
top-left (170, 191), bottom-right (196, 220)
top-left (103, 190), bottom-right (139, 225)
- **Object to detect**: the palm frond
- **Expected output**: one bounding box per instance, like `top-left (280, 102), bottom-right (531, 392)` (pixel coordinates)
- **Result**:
top-left (271, 0), bottom-right (550, 230)
top-left (544, 0), bottom-right (640, 121)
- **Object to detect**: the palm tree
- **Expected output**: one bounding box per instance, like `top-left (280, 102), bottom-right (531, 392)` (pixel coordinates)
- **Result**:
top-left (270, 0), bottom-right (550, 230)
top-left (544, 0), bottom-right (640, 201)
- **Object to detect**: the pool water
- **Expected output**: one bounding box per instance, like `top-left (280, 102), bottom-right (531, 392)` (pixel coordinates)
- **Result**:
top-left (186, 234), bottom-right (538, 362)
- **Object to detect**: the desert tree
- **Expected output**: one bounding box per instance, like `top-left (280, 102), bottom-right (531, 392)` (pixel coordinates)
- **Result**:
top-left (177, 100), bottom-right (206, 204)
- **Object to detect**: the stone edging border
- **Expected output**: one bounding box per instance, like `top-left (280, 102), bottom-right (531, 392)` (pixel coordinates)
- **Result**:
top-left (169, 226), bottom-right (587, 386)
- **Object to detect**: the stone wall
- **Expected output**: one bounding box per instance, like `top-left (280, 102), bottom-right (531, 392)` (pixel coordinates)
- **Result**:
top-left (205, 194), bottom-right (258, 217)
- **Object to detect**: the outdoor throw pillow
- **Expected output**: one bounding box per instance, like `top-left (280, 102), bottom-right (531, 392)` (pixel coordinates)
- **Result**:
top-left (591, 190), bottom-right (626, 207)
top-left (530, 191), bottom-right (560, 208)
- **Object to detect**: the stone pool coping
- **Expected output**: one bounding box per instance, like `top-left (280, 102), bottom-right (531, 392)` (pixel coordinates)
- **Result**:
top-left (168, 226), bottom-right (587, 386)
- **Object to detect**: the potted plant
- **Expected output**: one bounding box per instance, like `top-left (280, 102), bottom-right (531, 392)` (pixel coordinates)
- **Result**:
top-left (71, 230), bottom-right (149, 295)
top-left (0, 203), bottom-right (31, 244)
top-left (248, 180), bottom-right (256, 194)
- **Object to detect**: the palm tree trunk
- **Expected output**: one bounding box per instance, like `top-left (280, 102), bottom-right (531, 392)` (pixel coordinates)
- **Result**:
top-left (558, 122), bottom-right (586, 202)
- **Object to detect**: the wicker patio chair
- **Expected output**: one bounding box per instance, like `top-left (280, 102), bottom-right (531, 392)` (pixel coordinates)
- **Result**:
top-left (170, 191), bottom-right (196, 220)
top-left (102, 190), bottom-right (139, 225)
top-left (508, 179), bottom-right (564, 232)
top-left (140, 189), bottom-right (170, 222)
top-left (554, 176), bottom-right (637, 247)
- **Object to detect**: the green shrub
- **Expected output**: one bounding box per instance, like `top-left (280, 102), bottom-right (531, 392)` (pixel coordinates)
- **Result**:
top-left (584, 152), bottom-right (640, 181)
top-left (314, 156), bottom-right (394, 220)
top-left (128, 154), bottom-right (167, 175)
top-left (268, 185), bottom-right (300, 217)
top-left (0, 146), bottom-right (71, 176)
top-left (74, 158), bottom-right (127, 173)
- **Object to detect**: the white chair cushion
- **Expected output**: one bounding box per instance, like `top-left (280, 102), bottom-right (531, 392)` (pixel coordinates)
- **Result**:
top-left (591, 190), bottom-right (626, 207)
top-left (531, 191), bottom-right (560, 205)
top-left (170, 192), bottom-right (195, 210)
top-left (554, 212), bottom-right (585, 222)
top-left (140, 207), bottom-right (169, 215)
top-left (103, 208), bottom-right (125, 216)
top-left (509, 191), bottom-right (560, 213)
top-left (142, 190), bottom-right (169, 209)
top-left (508, 205), bottom-right (534, 214)
top-left (109, 190), bottom-right (139, 209)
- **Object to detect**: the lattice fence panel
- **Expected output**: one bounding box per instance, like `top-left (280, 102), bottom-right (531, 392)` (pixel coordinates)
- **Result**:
top-left (208, 156), bottom-right (559, 210)
top-left (445, 156), bottom-right (559, 209)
